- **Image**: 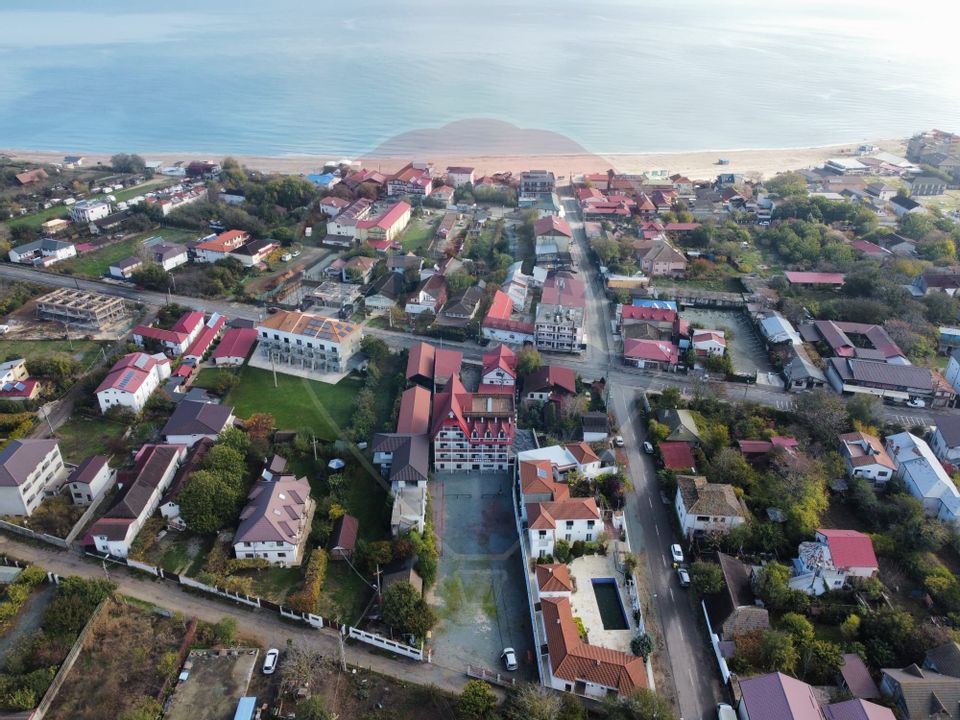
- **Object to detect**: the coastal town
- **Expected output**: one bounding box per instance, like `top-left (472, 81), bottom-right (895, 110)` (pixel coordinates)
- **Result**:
top-left (1, 129), bottom-right (960, 720)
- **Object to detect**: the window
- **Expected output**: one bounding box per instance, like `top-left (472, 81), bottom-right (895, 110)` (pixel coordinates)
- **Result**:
top-left (566, 521), bottom-right (574, 529)
top-left (696, 515), bottom-right (709, 522)
top-left (587, 520), bottom-right (595, 529)
top-left (277, 552), bottom-right (286, 558)
top-left (564, 533), bottom-right (572, 541)
top-left (539, 530), bottom-right (547, 538)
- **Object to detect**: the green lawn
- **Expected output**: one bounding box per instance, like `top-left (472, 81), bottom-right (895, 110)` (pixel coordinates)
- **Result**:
top-left (238, 565), bottom-right (305, 604)
top-left (0, 339), bottom-right (104, 366)
top-left (54, 414), bottom-right (128, 463)
top-left (319, 561), bottom-right (373, 624)
top-left (193, 365), bottom-right (362, 439)
top-left (342, 464), bottom-right (391, 542)
top-left (56, 228), bottom-right (195, 278)
top-left (399, 216), bottom-right (440, 253)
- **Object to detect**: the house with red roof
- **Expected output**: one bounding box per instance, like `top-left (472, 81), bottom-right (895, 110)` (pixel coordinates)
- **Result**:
top-left (211, 327), bottom-right (257, 366)
top-left (431, 376), bottom-right (515, 472)
top-left (481, 289), bottom-right (535, 344)
top-left (195, 230), bottom-right (250, 264)
top-left (784, 271), bottom-right (846, 288)
top-left (133, 310), bottom-right (205, 355)
top-left (534, 215), bottom-right (573, 262)
top-left (659, 442), bottom-right (696, 473)
top-left (0, 378), bottom-right (40, 402)
top-left (738, 436), bottom-right (799, 462)
top-left (692, 330), bottom-right (726, 357)
top-left (387, 163), bottom-right (433, 197)
top-left (535, 563), bottom-right (575, 597)
top-left (480, 344), bottom-right (518, 393)
top-left (522, 365), bottom-right (577, 405)
top-left (790, 529), bottom-right (879, 595)
top-left (356, 201), bottom-right (412, 245)
top-left (396, 385), bottom-right (432, 436)
top-left (95, 352), bottom-right (172, 414)
top-left (182, 314), bottom-right (226, 364)
top-left (405, 274), bottom-right (448, 316)
top-left (838, 431), bottom-right (895, 484)
top-left (623, 338), bottom-right (679, 371)
top-left (405, 341), bottom-right (463, 388)
top-left (527, 497), bottom-right (601, 558)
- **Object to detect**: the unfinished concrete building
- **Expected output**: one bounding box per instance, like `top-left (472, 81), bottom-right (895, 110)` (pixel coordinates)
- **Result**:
top-left (35, 288), bottom-right (127, 329)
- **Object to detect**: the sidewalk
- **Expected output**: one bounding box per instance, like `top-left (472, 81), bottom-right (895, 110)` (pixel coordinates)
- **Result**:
top-left (0, 535), bottom-right (468, 694)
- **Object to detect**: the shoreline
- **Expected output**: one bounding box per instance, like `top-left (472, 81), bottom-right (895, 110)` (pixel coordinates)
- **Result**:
top-left (1, 138), bottom-right (907, 181)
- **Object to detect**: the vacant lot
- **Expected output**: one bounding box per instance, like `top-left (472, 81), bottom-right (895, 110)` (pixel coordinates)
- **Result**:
top-left (56, 228), bottom-right (195, 278)
top-left (165, 648), bottom-right (259, 720)
top-left (399, 216), bottom-right (440, 253)
top-left (54, 414), bottom-right (129, 462)
top-left (0, 339), bottom-right (104, 367)
top-left (194, 366), bottom-right (361, 439)
top-left (45, 599), bottom-right (189, 720)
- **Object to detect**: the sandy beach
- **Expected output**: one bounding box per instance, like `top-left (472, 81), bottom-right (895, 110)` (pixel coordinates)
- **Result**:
top-left (2, 139), bottom-right (906, 183)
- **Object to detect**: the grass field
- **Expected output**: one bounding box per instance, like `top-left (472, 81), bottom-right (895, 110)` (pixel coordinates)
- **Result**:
top-left (54, 414), bottom-right (128, 462)
top-left (56, 228), bottom-right (196, 278)
top-left (0, 339), bottom-right (104, 366)
top-left (400, 216), bottom-right (440, 253)
top-left (193, 365), bottom-right (361, 439)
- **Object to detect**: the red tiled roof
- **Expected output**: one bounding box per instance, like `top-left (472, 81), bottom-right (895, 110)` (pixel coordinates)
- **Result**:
top-left (564, 442), bottom-right (600, 466)
top-left (396, 385), bottom-right (431, 435)
top-left (784, 271), bottom-right (845, 285)
top-left (818, 529), bottom-right (878, 570)
top-left (483, 289), bottom-right (514, 322)
top-left (196, 230), bottom-right (249, 253)
top-left (620, 306), bottom-right (676, 323)
top-left (527, 498), bottom-right (600, 529)
top-left (523, 365), bottom-right (576, 396)
top-left (659, 442), bottom-right (696, 471)
top-left (183, 315), bottom-right (225, 359)
top-left (533, 215), bottom-right (572, 238)
top-left (356, 201), bottom-right (411, 231)
top-left (535, 563), bottom-right (574, 593)
top-left (212, 327), bottom-right (257, 361)
top-left (541, 274), bottom-right (586, 307)
top-left (482, 344), bottom-right (517, 377)
top-left (623, 339), bottom-right (679, 364)
top-left (540, 596), bottom-right (646, 695)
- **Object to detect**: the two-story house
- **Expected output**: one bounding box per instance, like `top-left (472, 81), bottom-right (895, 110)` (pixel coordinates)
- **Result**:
top-left (931, 416), bottom-right (960, 464)
top-left (886, 431), bottom-right (960, 524)
top-left (674, 475), bottom-right (748, 538)
top-left (527, 497), bottom-right (601, 558)
top-left (66, 455), bottom-right (114, 506)
top-left (255, 310), bottom-right (362, 374)
top-left (839, 431), bottom-right (896, 484)
top-left (0, 440), bottom-right (68, 516)
top-left (95, 352), bottom-right (172, 415)
top-left (790, 528), bottom-right (879, 596)
top-left (479, 344), bottom-right (517, 393)
top-left (404, 274), bottom-right (448, 316)
top-left (162, 400), bottom-right (234, 447)
top-left (233, 474), bottom-right (315, 566)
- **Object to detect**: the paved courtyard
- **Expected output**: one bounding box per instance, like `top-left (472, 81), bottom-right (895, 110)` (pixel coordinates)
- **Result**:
top-left (429, 471), bottom-right (536, 681)
top-left (680, 307), bottom-right (772, 375)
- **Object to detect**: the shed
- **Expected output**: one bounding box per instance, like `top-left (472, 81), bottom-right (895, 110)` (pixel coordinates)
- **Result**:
top-left (329, 514), bottom-right (359, 560)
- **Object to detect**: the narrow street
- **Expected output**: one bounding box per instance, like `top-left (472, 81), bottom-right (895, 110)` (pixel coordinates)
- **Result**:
top-left (0, 536), bottom-right (468, 693)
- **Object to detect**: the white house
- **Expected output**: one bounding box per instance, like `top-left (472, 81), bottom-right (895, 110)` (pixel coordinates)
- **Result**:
top-left (152, 243), bottom-right (189, 271)
top-left (930, 417), bottom-right (960, 464)
top-left (88, 444), bottom-right (186, 557)
top-left (95, 352), bottom-right (171, 415)
top-left (526, 497), bottom-right (601, 558)
top-left (69, 199), bottom-right (111, 224)
top-left (674, 475), bottom-right (748, 538)
top-left (66, 455), bottom-right (114, 506)
top-left (692, 330), bottom-right (726, 357)
top-left (161, 400), bottom-right (234, 447)
top-left (838, 431), bottom-right (896, 484)
top-left (446, 166), bottom-right (475, 188)
top-left (0, 440), bottom-right (68, 516)
top-left (790, 529), bottom-right (879, 596)
top-left (255, 310), bottom-right (362, 374)
top-left (480, 344), bottom-right (517, 391)
top-left (233, 476), bottom-right (314, 566)
top-left (886, 431), bottom-right (960, 523)
top-left (8, 238), bottom-right (77, 266)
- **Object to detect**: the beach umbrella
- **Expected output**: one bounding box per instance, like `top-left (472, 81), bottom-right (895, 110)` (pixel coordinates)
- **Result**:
top-left (328, 458), bottom-right (345, 470)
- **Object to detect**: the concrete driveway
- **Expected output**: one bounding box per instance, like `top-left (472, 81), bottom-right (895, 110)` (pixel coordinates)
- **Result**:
top-left (428, 471), bottom-right (536, 682)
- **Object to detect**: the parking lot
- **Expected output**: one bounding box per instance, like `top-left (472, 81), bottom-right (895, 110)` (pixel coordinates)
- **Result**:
top-left (429, 471), bottom-right (536, 681)
top-left (680, 308), bottom-right (772, 375)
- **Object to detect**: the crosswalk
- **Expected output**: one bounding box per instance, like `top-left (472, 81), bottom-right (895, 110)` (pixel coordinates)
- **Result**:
top-left (773, 399), bottom-right (795, 411)
top-left (891, 414), bottom-right (929, 429)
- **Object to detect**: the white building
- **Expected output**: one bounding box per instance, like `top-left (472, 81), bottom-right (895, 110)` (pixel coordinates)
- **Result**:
top-left (674, 475), bottom-right (748, 538)
top-left (930, 417), bottom-right (960, 464)
top-left (68, 199), bottom-right (111, 223)
top-left (789, 529), bottom-right (879, 596)
top-left (886, 432), bottom-right (960, 524)
top-left (0, 440), bottom-right (68, 516)
top-left (88, 444), bottom-right (186, 557)
top-left (692, 330), bottom-right (726, 357)
top-left (162, 400), bottom-right (234, 448)
top-left (526, 497), bottom-right (601, 558)
top-left (8, 238), bottom-right (77, 266)
top-left (233, 476), bottom-right (314, 566)
top-left (66, 455), bottom-right (114, 506)
top-left (95, 352), bottom-right (171, 415)
top-left (446, 166), bottom-right (475, 188)
top-left (255, 310), bottom-right (362, 374)
top-left (838, 431), bottom-right (896, 484)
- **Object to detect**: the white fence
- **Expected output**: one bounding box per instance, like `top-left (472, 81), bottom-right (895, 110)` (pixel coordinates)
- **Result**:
top-left (346, 627), bottom-right (423, 661)
top-left (701, 600), bottom-right (731, 683)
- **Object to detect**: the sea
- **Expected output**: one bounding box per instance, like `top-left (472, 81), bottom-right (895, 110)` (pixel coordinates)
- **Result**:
top-left (1, 0), bottom-right (958, 157)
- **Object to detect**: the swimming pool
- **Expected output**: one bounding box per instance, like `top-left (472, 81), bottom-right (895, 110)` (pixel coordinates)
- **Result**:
top-left (591, 578), bottom-right (629, 630)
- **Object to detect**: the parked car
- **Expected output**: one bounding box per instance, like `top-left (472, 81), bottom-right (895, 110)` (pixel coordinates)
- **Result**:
top-left (642, 441), bottom-right (654, 454)
top-left (717, 703), bottom-right (736, 720)
top-left (670, 544), bottom-right (684, 565)
top-left (614, 435), bottom-right (625, 447)
top-left (907, 397), bottom-right (926, 408)
top-left (501, 647), bottom-right (518, 671)
top-left (677, 567), bottom-right (691, 587)
top-left (0, 325), bottom-right (9, 334)
top-left (262, 648), bottom-right (279, 675)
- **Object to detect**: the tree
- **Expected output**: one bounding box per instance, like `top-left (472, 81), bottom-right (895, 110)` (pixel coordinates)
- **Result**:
top-left (517, 347), bottom-right (543, 377)
top-left (118, 698), bottom-right (163, 720)
top-left (381, 581), bottom-right (436, 639)
top-left (780, 612), bottom-right (815, 645)
top-left (764, 171), bottom-right (809, 198)
top-left (604, 689), bottom-right (676, 720)
top-left (178, 470), bottom-right (243, 533)
top-left (131, 262), bottom-right (171, 291)
top-left (110, 153), bottom-right (146, 174)
top-left (213, 616), bottom-right (238, 644)
top-left (457, 680), bottom-right (498, 720)
top-left (689, 561), bottom-right (725, 595)
top-left (502, 683), bottom-right (562, 720)
top-left (840, 614), bottom-right (861, 641)
top-left (218, 427), bottom-right (251, 456)
top-left (630, 632), bottom-right (655, 660)
top-left (245, 412), bottom-right (276, 440)
top-left (759, 630), bottom-right (798, 675)
top-left (846, 393), bottom-right (884, 429)
top-left (754, 562), bottom-right (809, 613)
top-left (296, 697), bottom-right (333, 720)
top-left (793, 390), bottom-right (850, 445)
top-left (360, 335), bottom-right (390, 366)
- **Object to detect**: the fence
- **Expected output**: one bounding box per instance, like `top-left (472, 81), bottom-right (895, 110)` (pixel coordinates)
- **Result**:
top-left (467, 664), bottom-right (516, 688)
top-left (28, 599), bottom-right (107, 720)
top-left (701, 599), bottom-right (732, 684)
top-left (513, 478), bottom-right (545, 685)
top-left (82, 551), bottom-right (422, 662)
top-left (0, 519), bottom-right (68, 550)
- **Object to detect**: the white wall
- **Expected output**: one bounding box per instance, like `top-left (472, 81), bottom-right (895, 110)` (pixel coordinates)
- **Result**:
top-left (233, 540), bottom-right (299, 566)
top-left (527, 517), bottom-right (599, 557)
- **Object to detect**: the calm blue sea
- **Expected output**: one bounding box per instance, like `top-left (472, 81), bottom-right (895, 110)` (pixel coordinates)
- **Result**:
top-left (0, 0), bottom-right (958, 156)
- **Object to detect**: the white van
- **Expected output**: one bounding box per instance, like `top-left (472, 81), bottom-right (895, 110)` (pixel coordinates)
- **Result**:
top-left (717, 703), bottom-right (736, 720)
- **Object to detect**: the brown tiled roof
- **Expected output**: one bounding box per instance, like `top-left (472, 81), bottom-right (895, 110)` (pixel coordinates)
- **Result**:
top-left (535, 564), bottom-right (574, 593)
top-left (676, 475), bottom-right (746, 518)
top-left (540, 596), bottom-right (646, 694)
top-left (330, 514), bottom-right (359, 553)
top-left (396, 385), bottom-right (431, 435)
top-left (527, 498), bottom-right (599, 530)
top-left (563, 442), bottom-right (600, 466)
top-left (519, 459), bottom-right (569, 501)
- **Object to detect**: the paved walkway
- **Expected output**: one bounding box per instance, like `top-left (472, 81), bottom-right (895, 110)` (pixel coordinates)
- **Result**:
top-left (0, 536), bottom-right (468, 694)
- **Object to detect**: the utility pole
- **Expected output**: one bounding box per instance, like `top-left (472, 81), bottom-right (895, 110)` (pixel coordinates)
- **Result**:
top-left (312, 434), bottom-right (318, 462)
top-left (271, 353), bottom-right (278, 388)
top-left (42, 405), bottom-right (55, 435)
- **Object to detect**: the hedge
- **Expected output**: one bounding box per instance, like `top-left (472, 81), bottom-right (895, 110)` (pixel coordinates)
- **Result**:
top-left (287, 549), bottom-right (328, 614)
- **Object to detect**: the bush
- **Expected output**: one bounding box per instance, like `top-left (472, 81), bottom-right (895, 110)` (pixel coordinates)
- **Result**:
top-left (570, 540), bottom-right (585, 558)
top-left (287, 549), bottom-right (328, 614)
top-left (457, 679), bottom-right (498, 720)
